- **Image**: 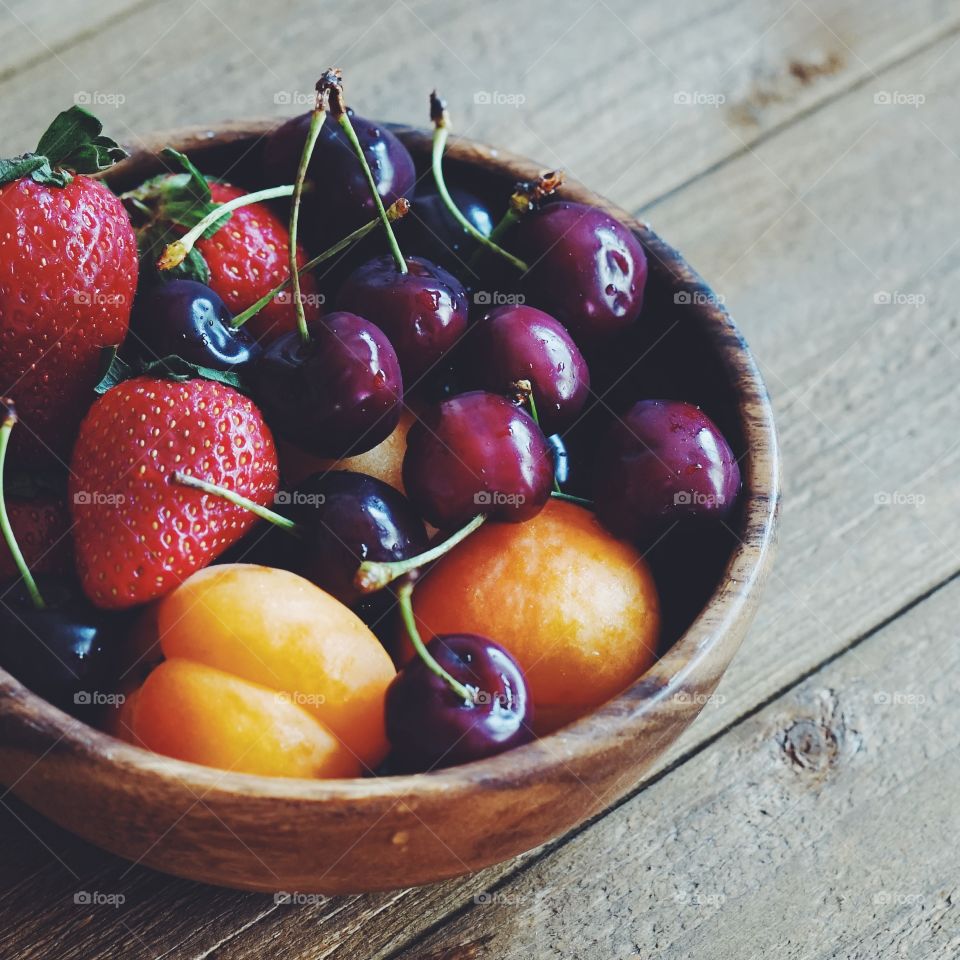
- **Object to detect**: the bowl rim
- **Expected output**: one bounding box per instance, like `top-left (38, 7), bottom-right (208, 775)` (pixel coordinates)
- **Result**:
top-left (0, 121), bottom-right (781, 804)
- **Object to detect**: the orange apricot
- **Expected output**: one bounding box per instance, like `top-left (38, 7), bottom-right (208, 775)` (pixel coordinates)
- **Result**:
top-left (278, 408), bottom-right (415, 492)
top-left (129, 658), bottom-right (359, 778)
top-left (151, 564), bottom-right (395, 770)
top-left (407, 499), bottom-right (660, 733)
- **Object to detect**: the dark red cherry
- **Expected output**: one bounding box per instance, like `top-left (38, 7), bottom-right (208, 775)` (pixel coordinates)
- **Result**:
top-left (336, 255), bottom-right (469, 381)
top-left (0, 575), bottom-right (129, 717)
top-left (283, 471), bottom-right (428, 606)
top-left (593, 399), bottom-right (740, 542)
top-left (386, 632), bottom-right (533, 771)
top-left (471, 304), bottom-right (590, 434)
top-left (402, 186), bottom-right (494, 270)
top-left (511, 202), bottom-right (647, 344)
top-left (402, 390), bottom-right (554, 528)
top-left (262, 109), bottom-right (415, 241)
top-left (132, 279), bottom-right (260, 370)
top-left (251, 312), bottom-right (403, 459)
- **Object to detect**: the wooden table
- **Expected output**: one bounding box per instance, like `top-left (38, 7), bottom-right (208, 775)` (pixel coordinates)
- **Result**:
top-left (2, 0), bottom-right (959, 956)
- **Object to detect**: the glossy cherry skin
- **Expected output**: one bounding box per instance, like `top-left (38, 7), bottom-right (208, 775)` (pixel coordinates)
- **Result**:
top-left (385, 632), bottom-right (534, 771)
top-left (471, 304), bottom-right (591, 434)
top-left (252, 312), bottom-right (403, 459)
top-left (131, 279), bottom-right (260, 370)
top-left (511, 202), bottom-right (648, 345)
top-left (336, 255), bottom-right (469, 382)
top-left (0, 576), bottom-right (128, 715)
top-left (593, 399), bottom-right (740, 543)
top-left (403, 390), bottom-right (554, 529)
top-left (402, 187), bottom-right (493, 270)
top-left (262, 109), bottom-right (415, 241)
top-left (547, 432), bottom-right (570, 487)
top-left (283, 471), bottom-right (428, 606)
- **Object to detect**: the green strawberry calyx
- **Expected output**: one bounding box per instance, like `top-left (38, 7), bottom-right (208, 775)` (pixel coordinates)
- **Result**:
top-left (0, 106), bottom-right (128, 189)
top-left (95, 347), bottom-right (247, 397)
top-left (121, 147), bottom-right (232, 285)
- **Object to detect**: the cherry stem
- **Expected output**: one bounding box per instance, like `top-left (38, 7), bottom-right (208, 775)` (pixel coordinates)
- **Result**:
top-left (156, 184), bottom-right (298, 272)
top-left (429, 92), bottom-right (528, 272)
top-left (328, 80), bottom-right (408, 274)
top-left (290, 78), bottom-right (335, 344)
top-left (354, 513), bottom-right (486, 593)
top-left (515, 385), bottom-right (563, 495)
top-left (397, 579), bottom-right (473, 704)
top-left (468, 171), bottom-right (564, 272)
top-left (0, 401), bottom-right (44, 610)
top-left (551, 490), bottom-right (593, 508)
top-left (171, 472), bottom-right (301, 537)
top-left (229, 199), bottom-right (409, 329)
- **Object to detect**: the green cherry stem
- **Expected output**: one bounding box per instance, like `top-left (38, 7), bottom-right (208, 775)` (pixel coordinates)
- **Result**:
top-left (0, 400), bottom-right (44, 610)
top-left (157, 184), bottom-right (299, 271)
top-left (429, 92), bottom-right (528, 272)
top-left (468, 169), bottom-right (565, 272)
top-left (328, 79), bottom-right (408, 274)
top-left (518, 386), bottom-right (564, 495)
top-left (289, 72), bottom-right (339, 343)
top-left (229, 198), bottom-right (410, 330)
top-left (550, 490), bottom-right (593, 508)
top-left (397, 578), bottom-right (473, 703)
top-left (354, 513), bottom-right (486, 593)
top-left (171, 472), bottom-right (301, 537)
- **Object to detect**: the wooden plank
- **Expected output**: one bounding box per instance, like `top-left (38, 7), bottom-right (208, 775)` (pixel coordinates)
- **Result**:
top-left (0, 0), bottom-right (148, 84)
top-left (391, 573), bottom-right (960, 959)
top-left (0, 0), bottom-right (957, 215)
top-left (0, 5), bottom-right (958, 960)
top-left (206, 27), bottom-right (960, 959)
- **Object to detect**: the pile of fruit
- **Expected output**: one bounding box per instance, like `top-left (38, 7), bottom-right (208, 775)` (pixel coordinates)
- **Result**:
top-left (0, 72), bottom-right (741, 779)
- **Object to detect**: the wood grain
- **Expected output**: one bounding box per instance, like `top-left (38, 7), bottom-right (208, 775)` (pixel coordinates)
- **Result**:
top-left (392, 575), bottom-right (960, 959)
top-left (0, 0), bottom-right (957, 216)
top-left (0, 0), bottom-right (957, 956)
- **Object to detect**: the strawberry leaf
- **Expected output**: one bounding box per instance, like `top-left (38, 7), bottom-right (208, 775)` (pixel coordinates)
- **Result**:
top-left (94, 346), bottom-right (135, 395)
top-left (120, 148), bottom-right (230, 239)
top-left (139, 356), bottom-right (248, 392)
top-left (95, 346), bottom-right (249, 395)
top-left (0, 106), bottom-right (127, 188)
top-left (137, 221), bottom-right (211, 285)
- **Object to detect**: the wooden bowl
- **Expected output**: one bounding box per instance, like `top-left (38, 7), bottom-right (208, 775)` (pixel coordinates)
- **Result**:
top-left (0, 122), bottom-right (780, 894)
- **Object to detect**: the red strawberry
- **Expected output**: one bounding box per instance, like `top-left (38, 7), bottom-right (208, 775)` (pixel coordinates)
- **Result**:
top-left (125, 155), bottom-right (321, 345)
top-left (0, 496), bottom-right (73, 580)
top-left (0, 107), bottom-right (137, 467)
top-left (69, 376), bottom-right (279, 609)
top-left (199, 182), bottom-right (322, 342)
